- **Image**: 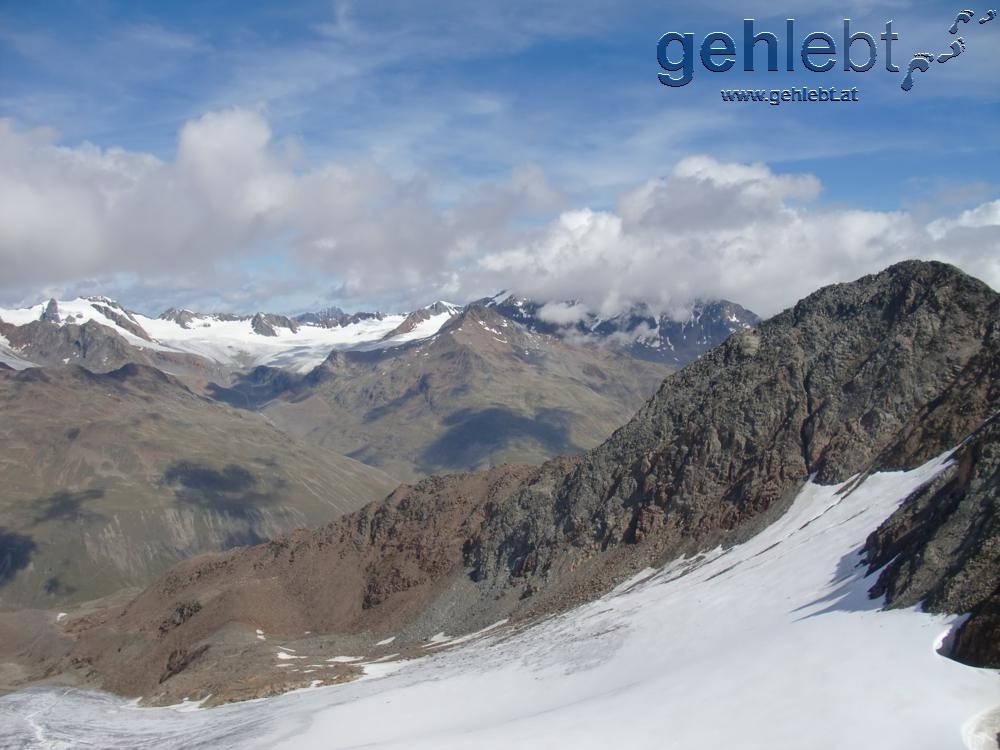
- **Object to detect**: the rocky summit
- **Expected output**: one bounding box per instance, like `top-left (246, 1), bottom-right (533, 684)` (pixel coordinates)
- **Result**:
top-left (7, 260), bottom-right (997, 706)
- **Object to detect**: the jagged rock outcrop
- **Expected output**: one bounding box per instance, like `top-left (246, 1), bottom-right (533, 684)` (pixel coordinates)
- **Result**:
top-left (865, 414), bottom-right (1000, 667)
top-left (250, 313), bottom-right (299, 337)
top-left (380, 302), bottom-right (457, 339)
top-left (294, 307), bottom-right (385, 328)
top-left (159, 307), bottom-right (198, 329)
top-left (39, 298), bottom-right (60, 323)
top-left (14, 260), bottom-right (1000, 703)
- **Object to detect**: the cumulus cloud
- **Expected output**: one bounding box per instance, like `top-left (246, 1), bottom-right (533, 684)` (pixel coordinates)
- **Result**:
top-left (927, 199), bottom-right (1000, 239)
top-left (0, 109), bottom-right (557, 309)
top-left (0, 113), bottom-right (997, 317)
top-left (465, 156), bottom-right (1000, 317)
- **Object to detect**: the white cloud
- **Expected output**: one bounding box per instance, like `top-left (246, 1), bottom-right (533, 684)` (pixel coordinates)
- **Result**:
top-left (464, 156), bottom-right (999, 317)
top-left (0, 109), bottom-right (557, 310)
top-left (537, 301), bottom-right (590, 325)
top-left (927, 199), bottom-right (1000, 239)
top-left (0, 114), bottom-right (997, 317)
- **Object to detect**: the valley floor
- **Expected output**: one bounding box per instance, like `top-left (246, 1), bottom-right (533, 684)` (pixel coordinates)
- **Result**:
top-left (2, 453), bottom-right (998, 749)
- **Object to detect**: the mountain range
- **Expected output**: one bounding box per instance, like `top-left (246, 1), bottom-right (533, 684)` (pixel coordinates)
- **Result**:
top-left (2, 260), bottom-right (995, 714)
top-left (0, 292), bottom-right (756, 484)
top-left (0, 294), bottom-right (758, 374)
top-left (0, 291), bottom-right (756, 611)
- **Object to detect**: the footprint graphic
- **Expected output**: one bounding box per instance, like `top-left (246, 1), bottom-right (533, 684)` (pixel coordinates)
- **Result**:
top-left (937, 37), bottom-right (966, 62)
top-left (901, 53), bottom-right (934, 90)
top-left (949, 9), bottom-right (976, 33)
top-left (979, 9), bottom-right (997, 22)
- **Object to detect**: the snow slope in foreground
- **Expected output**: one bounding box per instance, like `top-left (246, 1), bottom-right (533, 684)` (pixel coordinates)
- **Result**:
top-left (2, 453), bottom-right (999, 750)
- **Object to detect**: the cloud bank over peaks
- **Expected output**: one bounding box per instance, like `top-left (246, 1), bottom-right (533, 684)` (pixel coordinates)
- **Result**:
top-left (0, 108), bottom-right (560, 310)
top-left (0, 108), bottom-right (997, 318)
top-left (467, 156), bottom-right (999, 317)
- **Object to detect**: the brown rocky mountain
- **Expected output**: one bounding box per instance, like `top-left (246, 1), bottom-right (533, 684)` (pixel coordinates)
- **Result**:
top-left (0, 363), bottom-right (398, 611)
top-left (213, 305), bottom-right (671, 481)
top-left (8, 260), bottom-right (997, 705)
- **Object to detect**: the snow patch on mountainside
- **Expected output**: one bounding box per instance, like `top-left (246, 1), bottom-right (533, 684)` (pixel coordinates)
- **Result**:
top-left (2, 451), bottom-right (997, 748)
top-left (0, 332), bottom-right (35, 369)
top-left (355, 307), bottom-right (459, 352)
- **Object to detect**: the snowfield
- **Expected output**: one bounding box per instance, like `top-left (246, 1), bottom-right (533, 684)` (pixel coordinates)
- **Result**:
top-left (0, 298), bottom-right (461, 372)
top-left (2, 452), bottom-right (998, 749)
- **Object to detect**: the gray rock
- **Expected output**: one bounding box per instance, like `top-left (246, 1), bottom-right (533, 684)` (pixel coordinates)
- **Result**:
top-left (865, 414), bottom-right (1000, 667)
top-left (251, 313), bottom-right (299, 337)
top-left (39, 298), bottom-right (60, 323)
top-left (466, 260), bottom-right (1000, 618)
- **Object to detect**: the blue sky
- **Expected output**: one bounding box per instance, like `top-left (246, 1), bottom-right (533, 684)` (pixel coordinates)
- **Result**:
top-left (0, 0), bottom-right (998, 315)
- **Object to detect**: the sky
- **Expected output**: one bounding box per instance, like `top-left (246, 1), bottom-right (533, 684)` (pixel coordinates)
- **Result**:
top-left (0, 0), bottom-right (998, 318)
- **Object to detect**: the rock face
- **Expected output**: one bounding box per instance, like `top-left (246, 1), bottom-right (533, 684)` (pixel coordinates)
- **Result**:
top-left (4, 319), bottom-right (147, 371)
top-left (865, 414), bottom-right (1000, 667)
top-left (159, 307), bottom-right (198, 329)
top-left (39, 298), bottom-right (60, 323)
top-left (380, 302), bottom-right (458, 339)
top-left (250, 313), bottom-right (299, 337)
top-left (14, 260), bottom-right (1000, 703)
top-left (90, 303), bottom-right (152, 342)
top-left (460, 261), bottom-right (999, 616)
top-left (2, 315), bottom-right (211, 375)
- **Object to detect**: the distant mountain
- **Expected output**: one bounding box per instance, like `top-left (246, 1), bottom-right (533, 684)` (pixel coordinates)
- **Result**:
top-left (293, 306), bottom-right (386, 328)
top-left (486, 294), bottom-right (759, 365)
top-left (1, 293), bottom-right (758, 481)
top-left (0, 294), bottom-right (758, 373)
top-left (0, 297), bottom-right (452, 374)
top-left (211, 304), bottom-right (669, 481)
top-left (0, 363), bottom-right (398, 611)
top-left (26, 261), bottom-right (998, 706)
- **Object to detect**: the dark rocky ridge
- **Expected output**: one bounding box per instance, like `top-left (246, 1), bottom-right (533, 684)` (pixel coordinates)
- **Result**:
top-left (250, 312), bottom-right (299, 336)
top-left (463, 261), bottom-right (1000, 613)
top-left (12, 261), bottom-right (1000, 703)
top-left (3, 319), bottom-right (151, 371)
top-left (90, 304), bottom-right (152, 341)
top-left (865, 413), bottom-right (1000, 667)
